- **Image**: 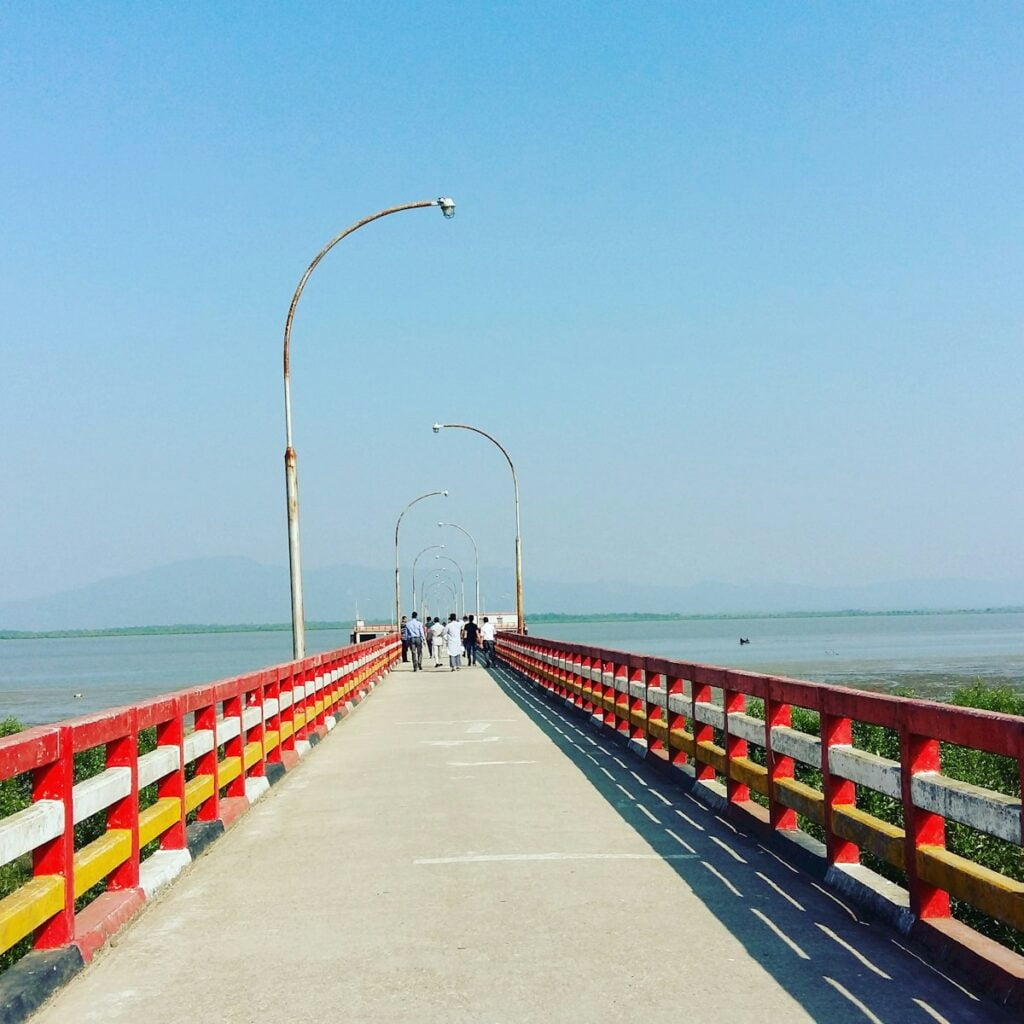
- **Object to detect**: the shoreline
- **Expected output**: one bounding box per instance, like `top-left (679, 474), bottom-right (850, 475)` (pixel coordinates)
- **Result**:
top-left (3, 605), bottom-right (1024, 641)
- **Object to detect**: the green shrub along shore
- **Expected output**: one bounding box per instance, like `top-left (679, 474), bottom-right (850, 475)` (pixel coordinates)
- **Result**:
top-left (1, 682), bottom-right (1022, 970)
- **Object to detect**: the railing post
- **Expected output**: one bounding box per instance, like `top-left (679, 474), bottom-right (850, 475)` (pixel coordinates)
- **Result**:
top-left (570, 651), bottom-right (583, 707)
top-left (323, 655), bottom-right (336, 716)
top-left (600, 658), bottom-right (615, 727)
top-left (723, 684), bottom-right (749, 804)
top-left (691, 675), bottom-right (716, 783)
top-left (223, 692), bottom-right (244, 798)
top-left (336, 651), bottom-right (346, 706)
top-left (267, 668), bottom-right (283, 762)
top-left (308, 658), bottom-right (322, 730)
top-left (580, 654), bottom-right (594, 713)
top-left (195, 699), bottom-right (220, 823)
top-left (900, 728), bottom-right (950, 919)
top-left (628, 662), bottom-right (646, 745)
top-left (157, 697), bottom-right (187, 850)
top-left (614, 662), bottom-right (630, 735)
top-left (667, 674), bottom-right (688, 766)
top-left (821, 712), bottom-right (858, 864)
top-left (337, 652), bottom-right (350, 707)
top-left (32, 726), bottom-right (75, 949)
top-left (245, 675), bottom-right (266, 780)
top-left (351, 648), bottom-right (363, 699)
top-left (644, 664), bottom-right (664, 757)
top-left (296, 663), bottom-right (312, 741)
top-left (765, 695), bottom-right (797, 831)
top-left (107, 708), bottom-right (140, 890)
top-left (281, 666), bottom-right (297, 752)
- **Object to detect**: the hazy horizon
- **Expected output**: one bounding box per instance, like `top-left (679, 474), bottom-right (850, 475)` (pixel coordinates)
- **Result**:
top-left (3, 6), bottom-right (1021, 612)
top-left (2, 554), bottom-right (1022, 633)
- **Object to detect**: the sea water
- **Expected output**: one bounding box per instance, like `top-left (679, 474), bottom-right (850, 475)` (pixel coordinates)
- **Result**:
top-left (0, 628), bottom-right (352, 725)
top-left (1, 612), bottom-right (1022, 725)
top-left (533, 612), bottom-right (1024, 700)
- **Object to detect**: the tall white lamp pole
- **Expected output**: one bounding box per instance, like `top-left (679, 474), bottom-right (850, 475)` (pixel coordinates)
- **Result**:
top-left (282, 197), bottom-right (455, 659)
top-left (432, 422), bottom-right (523, 632)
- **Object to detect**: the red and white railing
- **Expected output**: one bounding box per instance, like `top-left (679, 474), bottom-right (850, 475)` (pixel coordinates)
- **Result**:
top-left (0, 634), bottom-right (399, 965)
top-left (497, 632), bottom-right (1024, 966)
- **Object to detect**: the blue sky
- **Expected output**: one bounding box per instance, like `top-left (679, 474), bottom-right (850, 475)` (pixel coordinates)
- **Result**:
top-left (2, 2), bottom-right (1022, 613)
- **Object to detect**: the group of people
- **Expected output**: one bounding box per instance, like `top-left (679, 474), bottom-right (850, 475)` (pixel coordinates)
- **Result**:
top-left (400, 612), bottom-right (497, 672)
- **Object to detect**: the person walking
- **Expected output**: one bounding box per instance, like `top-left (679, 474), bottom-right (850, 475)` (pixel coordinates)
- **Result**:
top-left (405, 612), bottom-right (426, 671)
top-left (430, 616), bottom-right (445, 668)
top-left (400, 616), bottom-right (409, 663)
top-left (481, 616), bottom-right (496, 666)
top-left (463, 614), bottom-right (480, 666)
top-left (443, 613), bottom-right (463, 671)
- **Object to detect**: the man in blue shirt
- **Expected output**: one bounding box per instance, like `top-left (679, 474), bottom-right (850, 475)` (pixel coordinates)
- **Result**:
top-left (405, 612), bottom-right (426, 671)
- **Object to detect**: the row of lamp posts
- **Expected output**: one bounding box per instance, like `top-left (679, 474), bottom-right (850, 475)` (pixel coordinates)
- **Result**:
top-left (281, 196), bottom-right (523, 660)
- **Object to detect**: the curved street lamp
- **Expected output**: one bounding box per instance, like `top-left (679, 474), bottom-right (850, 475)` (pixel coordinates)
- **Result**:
top-left (282, 196), bottom-right (456, 659)
top-left (432, 422), bottom-right (523, 631)
top-left (395, 491), bottom-right (448, 628)
top-left (424, 579), bottom-right (456, 617)
top-left (411, 544), bottom-right (445, 617)
top-left (434, 555), bottom-right (465, 617)
top-left (438, 522), bottom-right (479, 622)
top-left (428, 569), bottom-right (459, 616)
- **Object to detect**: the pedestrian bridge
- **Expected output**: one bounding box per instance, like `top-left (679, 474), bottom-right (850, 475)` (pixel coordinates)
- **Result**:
top-left (1, 634), bottom-right (1022, 1022)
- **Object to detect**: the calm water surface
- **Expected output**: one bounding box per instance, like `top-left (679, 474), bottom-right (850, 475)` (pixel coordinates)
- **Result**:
top-left (0, 629), bottom-right (352, 725)
top-left (2, 613), bottom-right (1023, 725)
top-left (532, 612), bottom-right (1024, 700)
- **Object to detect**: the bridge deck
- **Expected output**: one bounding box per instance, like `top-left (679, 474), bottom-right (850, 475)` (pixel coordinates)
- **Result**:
top-left (32, 660), bottom-right (1011, 1023)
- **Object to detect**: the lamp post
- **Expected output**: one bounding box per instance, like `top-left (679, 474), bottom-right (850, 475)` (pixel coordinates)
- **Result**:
top-left (434, 555), bottom-right (465, 619)
top-left (425, 579), bottom-right (456, 616)
top-left (282, 196), bottom-right (455, 660)
top-left (411, 544), bottom-right (445, 617)
top-left (395, 491), bottom-right (448, 629)
top-left (438, 521), bottom-right (479, 621)
top-left (432, 423), bottom-right (523, 632)
top-left (428, 572), bottom-right (460, 617)
top-left (427, 569), bottom-right (457, 617)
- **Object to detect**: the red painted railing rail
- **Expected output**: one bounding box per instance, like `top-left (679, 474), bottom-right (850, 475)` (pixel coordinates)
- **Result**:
top-left (0, 634), bottom-right (400, 968)
top-left (497, 632), bottom-right (1024, 958)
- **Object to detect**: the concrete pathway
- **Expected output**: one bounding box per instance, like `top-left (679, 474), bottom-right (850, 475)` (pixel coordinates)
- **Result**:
top-left (32, 658), bottom-right (1013, 1023)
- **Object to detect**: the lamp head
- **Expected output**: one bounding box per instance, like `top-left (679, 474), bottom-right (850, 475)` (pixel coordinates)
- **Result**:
top-left (432, 423), bottom-right (443, 434)
top-left (441, 489), bottom-right (448, 496)
top-left (436, 197), bottom-right (456, 219)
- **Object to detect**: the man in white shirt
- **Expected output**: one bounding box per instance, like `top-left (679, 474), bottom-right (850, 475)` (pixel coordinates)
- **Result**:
top-left (443, 613), bottom-right (463, 671)
top-left (480, 617), bottom-right (497, 667)
top-left (429, 617), bottom-right (445, 668)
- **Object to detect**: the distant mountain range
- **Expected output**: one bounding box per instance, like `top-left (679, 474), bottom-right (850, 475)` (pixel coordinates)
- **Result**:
top-left (1, 557), bottom-right (1022, 632)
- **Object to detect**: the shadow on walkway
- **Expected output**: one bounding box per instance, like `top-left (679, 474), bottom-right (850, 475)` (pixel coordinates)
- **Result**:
top-left (486, 659), bottom-right (1013, 1024)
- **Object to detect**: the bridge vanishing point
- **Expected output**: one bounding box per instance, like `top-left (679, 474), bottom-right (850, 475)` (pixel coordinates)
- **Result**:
top-left (1, 633), bottom-right (1023, 1022)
